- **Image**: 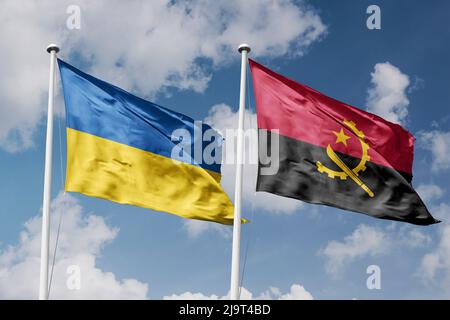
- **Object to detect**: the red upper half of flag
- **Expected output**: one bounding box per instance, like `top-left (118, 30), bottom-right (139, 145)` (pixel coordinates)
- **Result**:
top-left (249, 59), bottom-right (415, 175)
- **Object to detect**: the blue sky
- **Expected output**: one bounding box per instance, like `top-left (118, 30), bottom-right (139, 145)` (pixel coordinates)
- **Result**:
top-left (1, 0), bottom-right (450, 299)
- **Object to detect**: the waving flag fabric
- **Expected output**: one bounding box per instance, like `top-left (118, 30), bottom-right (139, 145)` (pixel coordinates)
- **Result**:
top-left (249, 59), bottom-right (438, 225)
top-left (58, 59), bottom-right (235, 224)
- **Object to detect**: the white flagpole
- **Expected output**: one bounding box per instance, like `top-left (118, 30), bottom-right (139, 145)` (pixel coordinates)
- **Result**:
top-left (230, 43), bottom-right (251, 300)
top-left (39, 44), bottom-right (59, 300)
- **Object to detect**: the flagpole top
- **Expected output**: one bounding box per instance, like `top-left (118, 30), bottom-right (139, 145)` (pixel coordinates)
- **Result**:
top-left (46, 44), bottom-right (60, 54)
top-left (238, 43), bottom-right (251, 53)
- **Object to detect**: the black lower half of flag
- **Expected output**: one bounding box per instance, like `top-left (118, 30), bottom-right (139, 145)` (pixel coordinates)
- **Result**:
top-left (257, 130), bottom-right (438, 225)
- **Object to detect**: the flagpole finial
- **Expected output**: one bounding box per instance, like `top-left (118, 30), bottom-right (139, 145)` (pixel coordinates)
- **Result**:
top-left (46, 44), bottom-right (60, 54)
top-left (238, 43), bottom-right (251, 53)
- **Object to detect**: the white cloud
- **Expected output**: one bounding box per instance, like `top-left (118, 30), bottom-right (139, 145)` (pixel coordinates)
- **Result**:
top-left (163, 291), bottom-right (221, 300)
top-left (321, 224), bottom-right (431, 276)
top-left (163, 283), bottom-right (313, 300)
top-left (418, 203), bottom-right (450, 292)
top-left (259, 284), bottom-right (313, 300)
top-left (183, 219), bottom-right (231, 239)
top-left (402, 228), bottom-right (433, 249)
top-left (417, 130), bottom-right (450, 172)
top-left (280, 284), bottom-right (313, 300)
top-left (0, 0), bottom-right (326, 152)
top-left (0, 1), bottom-right (65, 152)
top-left (430, 202), bottom-right (450, 222)
top-left (419, 222), bottom-right (450, 293)
top-left (0, 193), bottom-right (149, 299)
top-left (419, 203), bottom-right (450, 285)
top-left (321, 224), bottom-right (387, 275)
top-left (416, 184), bottom-right (444, 203)
top-left (366, 62), bottom-right (410, 125)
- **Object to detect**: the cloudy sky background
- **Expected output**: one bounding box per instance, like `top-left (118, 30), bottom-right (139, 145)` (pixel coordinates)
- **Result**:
top-left (1, 0), bottom-right (450, 299)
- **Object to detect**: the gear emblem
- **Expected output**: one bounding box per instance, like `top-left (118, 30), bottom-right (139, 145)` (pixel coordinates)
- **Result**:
top-left (316, 120), bottom-right (374, 197)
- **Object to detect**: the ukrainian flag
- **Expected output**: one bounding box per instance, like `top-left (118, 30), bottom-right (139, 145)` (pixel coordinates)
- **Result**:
top-left (58, 59), bottom-right (235, 224)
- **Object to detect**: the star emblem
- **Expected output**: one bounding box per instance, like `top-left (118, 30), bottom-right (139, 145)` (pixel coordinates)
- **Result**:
top-left (333, 128), bottom-right (351, 146)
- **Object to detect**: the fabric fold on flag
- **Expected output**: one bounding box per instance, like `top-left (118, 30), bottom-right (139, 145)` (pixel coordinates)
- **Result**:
top-left (249, 59), bottom-right (438, 225)
top-left (58, 59), bottom-right (236, 225)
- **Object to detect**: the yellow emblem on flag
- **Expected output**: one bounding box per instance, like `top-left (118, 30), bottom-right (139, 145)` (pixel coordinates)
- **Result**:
top-left (316, 120), bottom-right (374, 197)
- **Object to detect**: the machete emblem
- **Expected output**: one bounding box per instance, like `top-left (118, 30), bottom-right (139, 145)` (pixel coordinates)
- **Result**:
top-left (316, 120), bottom-right (374, 197)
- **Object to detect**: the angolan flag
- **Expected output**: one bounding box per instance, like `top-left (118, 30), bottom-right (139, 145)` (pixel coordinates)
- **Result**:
top-left (249, 59), bottom-right (438, 225)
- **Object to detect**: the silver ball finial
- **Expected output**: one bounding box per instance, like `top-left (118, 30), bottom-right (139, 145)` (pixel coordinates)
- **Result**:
top-left (46, 44), bottom-right (60, 54)
top-left (238, 43), bottom-right (251, 53)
